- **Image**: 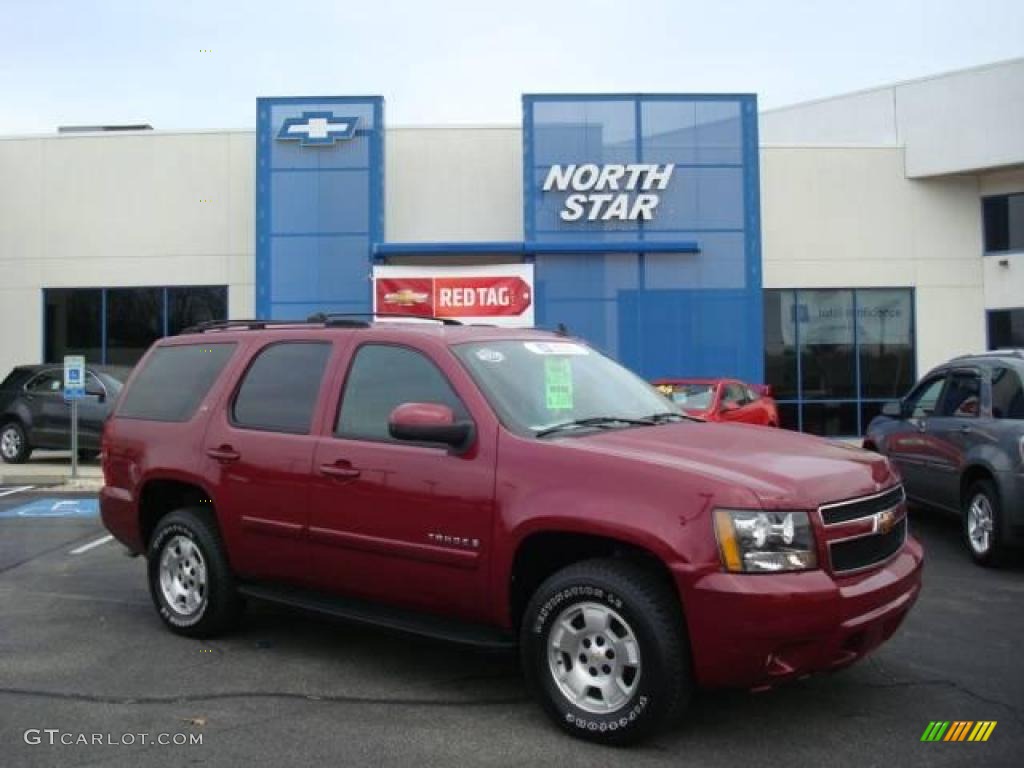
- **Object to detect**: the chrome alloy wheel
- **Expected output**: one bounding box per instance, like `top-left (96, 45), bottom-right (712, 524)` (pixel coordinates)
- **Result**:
top-left (547, 601), bottom-right (642, 714)
top-left (967, 493), bottom-right (994, 555)
top-left (158, 535), bottom-right (208, 618)
top-left (1, 426), bottom-right (21, 460)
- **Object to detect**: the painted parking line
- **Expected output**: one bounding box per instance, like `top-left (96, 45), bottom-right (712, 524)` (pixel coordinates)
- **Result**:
top-left (69, 534), bottom-right (114, 555)
top-left (0, 497), bottom-right (99, 519)
top-left (0, 485), bottom-right (34, 498)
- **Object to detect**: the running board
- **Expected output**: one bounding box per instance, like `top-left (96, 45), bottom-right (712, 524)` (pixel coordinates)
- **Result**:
top-left (237, 583), bottom-right (516, 651)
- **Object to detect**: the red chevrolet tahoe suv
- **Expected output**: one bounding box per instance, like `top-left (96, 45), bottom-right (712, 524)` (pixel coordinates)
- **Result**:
top-left (100, 317), bottom-right (923, 745)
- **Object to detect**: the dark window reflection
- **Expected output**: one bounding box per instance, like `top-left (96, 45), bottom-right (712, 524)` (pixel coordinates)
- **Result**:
top-left (168, 287), bottom-right (227, 335)
top-left (106, 288), bottom-right (163, 366)
top-left (776, 402), bottom-right (799, 431)
top-left (799, 290), bottom-right (855, 400)
top-left (44, 289), bottom-right (102, 363)
top-left (763, 290), bottom-right (798, 399)
top-left (983, 193), bottom-right (1024, 253)
top-left (858, 289), bottom-right (914, 398)
top-left (988, 309), bottom-right (1024, 349)
top-left (801, 402), bottom-right (858, 437)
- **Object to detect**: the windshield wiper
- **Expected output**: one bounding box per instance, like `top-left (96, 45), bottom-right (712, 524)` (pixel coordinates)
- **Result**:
top-left (535, 416), bottom-right (655, 438)
top-left (644, 411), bottom-right (694, 423)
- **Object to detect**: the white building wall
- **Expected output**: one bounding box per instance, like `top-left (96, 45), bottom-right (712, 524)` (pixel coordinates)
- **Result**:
top-left (385, 126), bottom-right (522, 242)
top-left (761, 145), bottom-right (986, 375)
top-left (0, 131), bottom-right (255, 378)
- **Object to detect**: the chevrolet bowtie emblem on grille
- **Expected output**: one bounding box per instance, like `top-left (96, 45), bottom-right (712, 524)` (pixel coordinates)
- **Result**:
top-left (874, 507), bottom-right (899, 535)
top-left (383, 289), bottom-right (430, 307)
top-left (277, 111), bottom-right (358, 146)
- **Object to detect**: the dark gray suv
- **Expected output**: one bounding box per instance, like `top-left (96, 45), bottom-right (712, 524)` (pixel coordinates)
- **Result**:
top-left (864, 350), bottom-right (1024, 565)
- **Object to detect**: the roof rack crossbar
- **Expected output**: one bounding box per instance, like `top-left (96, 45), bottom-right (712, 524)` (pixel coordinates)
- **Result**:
top-left (307, 312), bottom-right (462, 326)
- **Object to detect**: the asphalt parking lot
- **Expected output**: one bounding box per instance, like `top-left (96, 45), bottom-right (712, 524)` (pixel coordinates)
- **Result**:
top-left (0, 486), bottom-right (1021, 767)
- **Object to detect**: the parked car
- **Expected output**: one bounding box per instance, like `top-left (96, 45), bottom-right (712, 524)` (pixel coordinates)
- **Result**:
top-left (653, 378), bottom-right (779, 426)
top-left (864, 349), bottom-right (1024, 565)
top-left (101, 317), bottom-right (921, 745)
top-left (0, 364), bottom-right (127, 463)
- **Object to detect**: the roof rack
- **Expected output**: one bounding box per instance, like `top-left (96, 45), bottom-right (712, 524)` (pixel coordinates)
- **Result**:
top-left (951, 349), bottom-right (1024, 360)
top-left (179, 313), bottom-right (462, 334)
top-left (307, 312), bottom-right (462, 327)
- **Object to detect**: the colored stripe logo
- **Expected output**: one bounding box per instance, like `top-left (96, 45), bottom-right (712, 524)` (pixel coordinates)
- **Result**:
top-left (921, 721), bottom-right (997, 742)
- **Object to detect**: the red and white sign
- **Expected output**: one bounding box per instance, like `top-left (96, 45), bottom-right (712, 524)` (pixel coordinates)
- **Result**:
top-left (373, 264), bottom-right (534, 327)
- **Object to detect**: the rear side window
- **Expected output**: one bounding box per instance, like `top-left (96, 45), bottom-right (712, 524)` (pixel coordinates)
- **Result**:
top-left (337, 345), bottom-right (468, 442)
top-left (118, 343), bottom-right (236, 422)
top-left (991, 366), bottom-right (1024, 419)
top-left (232, 342), bottom-right (331, 433)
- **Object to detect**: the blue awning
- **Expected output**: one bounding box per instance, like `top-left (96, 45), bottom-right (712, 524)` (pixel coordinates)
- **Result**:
top-left (372, 240), bottom-right (701, 257)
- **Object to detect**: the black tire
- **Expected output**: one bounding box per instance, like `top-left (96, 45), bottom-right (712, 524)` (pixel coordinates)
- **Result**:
top-left (147, 508), bottom-right (243, 637)
top-left (963, 479), bottom-right (1006, 567)
top-left (520, 558), bottom-right (691, 745)
top-left (0, 421), bottom-right (31, 464)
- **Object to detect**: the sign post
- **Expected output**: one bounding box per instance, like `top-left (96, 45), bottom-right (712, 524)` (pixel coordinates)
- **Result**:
top-left (63, 355), bottom-right (86, 480)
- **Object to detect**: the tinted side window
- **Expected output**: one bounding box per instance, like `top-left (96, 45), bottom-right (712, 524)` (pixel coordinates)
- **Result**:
top-left (337, 345), bottom-right (468, 441)
top-left (26, 371), bottom-right (63, 393)
top-left (905, 376), bottom-right (945, 419)
top-left (118, 344), bottom-right (236, 422)
top-left (936, 372), bottom-right (981, 418)
top-left (232, 342), bottom-right (331, 434)
top-left (991, 366), bottom-right (1024, 419)
top-left (722, 383), bottom-right (745, 405)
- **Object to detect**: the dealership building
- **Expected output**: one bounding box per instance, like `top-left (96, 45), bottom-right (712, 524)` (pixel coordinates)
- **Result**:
top-left (1, 57), bottom-right (1022, 436)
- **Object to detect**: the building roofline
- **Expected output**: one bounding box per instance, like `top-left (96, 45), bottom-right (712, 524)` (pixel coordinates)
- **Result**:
top-left (761, 55), bottom-right (1024, 115)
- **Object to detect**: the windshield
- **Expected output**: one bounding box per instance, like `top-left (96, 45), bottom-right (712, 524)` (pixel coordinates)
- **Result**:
top-left (659, 383), bottom-right (715, 410)
top-left (453, 340), bottom-right (681, 436)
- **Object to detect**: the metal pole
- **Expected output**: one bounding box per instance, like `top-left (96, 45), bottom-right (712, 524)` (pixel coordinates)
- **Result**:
top-left (71, 399), bottom-right (78, 480)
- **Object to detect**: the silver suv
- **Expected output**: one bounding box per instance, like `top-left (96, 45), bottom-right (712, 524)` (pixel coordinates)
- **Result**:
top-left (864, 350), bottom-right (1024, 566)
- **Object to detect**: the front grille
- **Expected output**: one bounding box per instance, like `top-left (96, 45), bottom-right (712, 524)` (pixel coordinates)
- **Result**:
top-left (830, 518), bottom-right (907, 573)
top-left (820, 485), bottom-right (905, 525)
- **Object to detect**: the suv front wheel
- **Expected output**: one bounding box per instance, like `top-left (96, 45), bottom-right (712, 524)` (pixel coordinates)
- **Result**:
top-left (520, 559), bottom-right (691, 745)
top-left (147, 508), bottom-right (243, 637)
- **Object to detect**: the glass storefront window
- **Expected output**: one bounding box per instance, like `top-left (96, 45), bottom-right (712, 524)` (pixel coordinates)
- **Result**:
top-left (987, 308), bottom-right (1024, 349)
top-left (764, 288), bottom-right (916, 436)
top-left (44, 286), bottom-right (228, 368)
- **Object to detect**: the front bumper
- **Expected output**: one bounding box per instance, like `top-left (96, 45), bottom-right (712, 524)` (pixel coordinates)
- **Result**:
top-left (675, 535), bottom-right (923, 689)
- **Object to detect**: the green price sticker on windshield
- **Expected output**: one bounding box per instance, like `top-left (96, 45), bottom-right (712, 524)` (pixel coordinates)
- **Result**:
top-left (545, 358), bottom-right (574, 410)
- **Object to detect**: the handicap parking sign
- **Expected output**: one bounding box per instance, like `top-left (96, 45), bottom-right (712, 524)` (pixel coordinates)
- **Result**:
top-left (0, 497), bottom-right (99, 519)
top-left (64, 355), bottom-right (86, 400)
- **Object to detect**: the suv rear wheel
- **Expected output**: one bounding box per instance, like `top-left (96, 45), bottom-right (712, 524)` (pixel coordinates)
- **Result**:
top-left (520, 558), bottom-right (691, 745)
top-left (147, 508), bottom-right (243, 637)
top-left (963, 479), bottom-right (1006, 566)
top-left (0, 421), bottom-right (31, 464)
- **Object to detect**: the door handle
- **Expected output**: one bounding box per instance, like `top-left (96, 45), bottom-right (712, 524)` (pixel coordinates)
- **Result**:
top-left (206, 445), bottom-right (241, 463)
top-left (319, 461), bottom-right (361, 479)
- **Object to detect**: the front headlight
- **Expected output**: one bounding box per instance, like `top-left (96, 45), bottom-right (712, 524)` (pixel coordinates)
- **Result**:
top-left (714, 509), bottom-right (817, 573)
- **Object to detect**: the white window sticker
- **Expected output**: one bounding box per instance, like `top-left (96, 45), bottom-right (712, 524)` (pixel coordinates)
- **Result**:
top-left (475, 348), bottom-right (505, 363)
top-left (523, 341), bottom-right (590, 356)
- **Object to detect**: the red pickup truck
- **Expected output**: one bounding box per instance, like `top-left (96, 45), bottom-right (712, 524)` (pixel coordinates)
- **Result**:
top-left (100, 317), bottom-right (923, 745)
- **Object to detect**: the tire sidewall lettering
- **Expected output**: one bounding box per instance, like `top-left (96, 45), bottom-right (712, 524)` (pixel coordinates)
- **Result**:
top-left (150, 523), bottom-right (208, 628)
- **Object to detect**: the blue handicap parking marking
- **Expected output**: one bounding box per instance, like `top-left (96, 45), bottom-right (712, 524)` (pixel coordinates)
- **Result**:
top-left (0, 498), bottom-right (99, 519)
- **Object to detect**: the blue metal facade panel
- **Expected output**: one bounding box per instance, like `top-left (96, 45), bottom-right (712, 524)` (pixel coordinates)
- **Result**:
top-left (255, 96), bottom-right (384, 320)
top-left (523, 94), bottom-right (763, 383)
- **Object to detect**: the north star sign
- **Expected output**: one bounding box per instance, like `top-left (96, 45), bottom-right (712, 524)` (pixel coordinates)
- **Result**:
top-left (277, 111), bottom-right (359, 146)
top-left (542, 163), bottom-right (675, 222)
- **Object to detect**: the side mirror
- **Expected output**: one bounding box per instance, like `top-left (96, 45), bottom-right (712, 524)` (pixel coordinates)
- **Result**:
top-left (881, 401), bottom-right (902, 418)
top-left (388, 402), bottom-right (473, 452)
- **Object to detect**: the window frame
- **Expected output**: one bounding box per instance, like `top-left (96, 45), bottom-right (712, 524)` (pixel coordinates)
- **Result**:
top-left (228, 340), bottom-right (334, 436)
top-left (23, 369), bottom-right (64, 395)
top-left (904, 373), bottom-right (949, 420)
top-left (982, 191), bottom-right (1024, 255)
top-left (764, 287), bottom-right (917, 436)
top-left (333, 341), bottom-right (474, 448)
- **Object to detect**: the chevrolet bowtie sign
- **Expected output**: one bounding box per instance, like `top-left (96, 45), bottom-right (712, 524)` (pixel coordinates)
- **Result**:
top-left (277, 111), bottom-right (358, 146)
top-left (543, 163), bottom-right (675, 222)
